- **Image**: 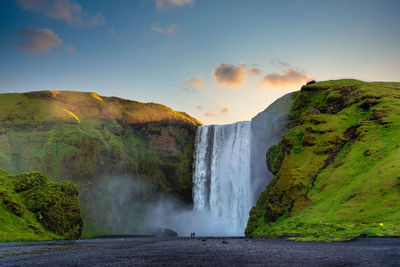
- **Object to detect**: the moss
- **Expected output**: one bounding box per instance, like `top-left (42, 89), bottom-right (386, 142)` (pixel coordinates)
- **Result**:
top-left (247, 79), bottom-right (400, 241)
top-left (0, 170), bottom-right (83, 241)
top-left (266, 144), bottom-right (282, 175)
top-left (14, 172), bottom-right (48, 192)
top-left (2, 195), bottom-right (24, 217)
top-left (24, 180), bottom-right (82, 239)
top-left (302, 134), bottom-right (316, 147)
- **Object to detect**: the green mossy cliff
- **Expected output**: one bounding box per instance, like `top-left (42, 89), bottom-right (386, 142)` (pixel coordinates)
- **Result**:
top-left (0, 169), bottom-right (82, 241)
top-left (246, 79), bottom-right (400, 241)
top-left (0, 91), bottom-right (201, 236)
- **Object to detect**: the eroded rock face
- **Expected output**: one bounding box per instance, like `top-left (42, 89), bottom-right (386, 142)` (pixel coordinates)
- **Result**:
top-left (148, 126), bottom-right (187, 154)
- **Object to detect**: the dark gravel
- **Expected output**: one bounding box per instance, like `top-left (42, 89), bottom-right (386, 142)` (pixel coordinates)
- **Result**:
top-left (0, 237), bottom-right (399, 266)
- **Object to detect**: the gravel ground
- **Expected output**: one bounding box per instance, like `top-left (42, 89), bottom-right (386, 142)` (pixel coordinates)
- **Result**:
top-left (0, 237), bottom-right (399, 266)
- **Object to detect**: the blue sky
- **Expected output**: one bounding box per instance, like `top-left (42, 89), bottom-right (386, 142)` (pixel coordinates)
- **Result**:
top-left (0, 0), bottom-right (399, 124)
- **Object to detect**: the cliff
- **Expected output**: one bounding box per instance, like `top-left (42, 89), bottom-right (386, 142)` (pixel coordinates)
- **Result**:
top-left (246, 79), bottom-right (400, 241)
top-left (0, 91), bottom-right (201, 236)
top-left (250, 93), bottom-right (292, 204)
top-left (0, 169), bottom-right (82, 241)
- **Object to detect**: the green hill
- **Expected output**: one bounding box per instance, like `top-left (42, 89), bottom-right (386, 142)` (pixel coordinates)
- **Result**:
top-left (0, 169), bottom-right (82, 241)
top-left (246, 79), bottom-right (400, 241)
top-left (0, 90), bottom-right (201, 236)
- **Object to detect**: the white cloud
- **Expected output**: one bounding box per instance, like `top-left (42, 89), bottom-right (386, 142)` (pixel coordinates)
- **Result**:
top-left (151, 22), bottom-right (180, 36)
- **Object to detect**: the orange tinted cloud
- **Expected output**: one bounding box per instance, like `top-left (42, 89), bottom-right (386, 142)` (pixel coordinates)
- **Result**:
top-left (259, 69), bottom-right (311, 88)
top-left (213, 63), bottom-right (259, 87)
top-left (220, 106), bottom-right (230, 114)
top-left (187, 76), bottom-right (204, 87)
top-left (204, 111), bottom-right (216, 117)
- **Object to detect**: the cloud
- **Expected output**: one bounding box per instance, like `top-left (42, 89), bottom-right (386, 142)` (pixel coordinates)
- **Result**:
top-left (187, 76), bottom-right (204, 87)
top-left (203, 106), bottom-right (230, 117)
top-left (16, 0), bottom-right (106, 27)
top-left (259, 69), bottom-right (312, 88)
top-left (62, 44), bottom-right (75, 53)
top-left (16, 27), bottom-right (62, 54)
top-left (178, 86), bottom-right (195, 92)
top-left (220, 106), bottom-right (230, 114)
top-left (213, 63), bottom-right (259, 87)
top-left (270, 58), bottom-right (290, 68)
top-left (166, 24), bottom-right (180, 35)
top-left (16, 0), bottom-right (47, 11)
top-left (16, 27), bottom-right (74, 54)
top-left (204, 111), bottom-right (216, 117)
top-left (151, 22), bottom-right (180, 36)
top-left (155, 0), bottom-right (194, 9)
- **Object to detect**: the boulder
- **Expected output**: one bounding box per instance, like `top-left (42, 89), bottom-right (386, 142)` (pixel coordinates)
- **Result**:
top-left (164, 228), bottom-right (178, 237)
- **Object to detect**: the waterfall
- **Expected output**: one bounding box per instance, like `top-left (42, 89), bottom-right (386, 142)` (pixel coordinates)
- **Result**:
top-left (192, 93), bottom-right (292, 236)
top-left (193, 121), bottom-right (252, 235)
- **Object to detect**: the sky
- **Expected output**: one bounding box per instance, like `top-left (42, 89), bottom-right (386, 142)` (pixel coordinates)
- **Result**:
top-left (0, 0), bottom-right (399, 125)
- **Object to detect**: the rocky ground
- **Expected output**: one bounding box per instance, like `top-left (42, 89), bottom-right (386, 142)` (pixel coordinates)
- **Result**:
top-left (0, 237), bottom-right (399, 266)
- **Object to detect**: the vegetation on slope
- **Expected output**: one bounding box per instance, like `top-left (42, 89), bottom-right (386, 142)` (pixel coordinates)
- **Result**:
top-left (0, 169), bottom-right (82, 241)
top-left (246, 79), bottom-right (400, 241)
top-left (0, 91), bottom-right (201, 236)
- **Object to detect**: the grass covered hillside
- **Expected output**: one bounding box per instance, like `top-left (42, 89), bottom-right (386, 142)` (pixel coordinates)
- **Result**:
top-left (0, 91), bottom-right (201, 236)
top-left (246, 79), bottom-right (400, 241)
top-left (0, 169), bottom-right (82, 241)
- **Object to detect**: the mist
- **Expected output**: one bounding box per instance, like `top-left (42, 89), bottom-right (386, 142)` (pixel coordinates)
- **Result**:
top-left (81, 175), bottom-right (239, 237)
top-left (146, 198), bottom-right (245, 236)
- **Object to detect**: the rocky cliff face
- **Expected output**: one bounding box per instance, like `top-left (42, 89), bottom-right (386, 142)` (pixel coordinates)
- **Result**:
top-left (0, 91), bottom-right (201, 235)
top-left (246, 80), bottom-right (400, 241)
top-left (250, 93), bottom-right (292, 204)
